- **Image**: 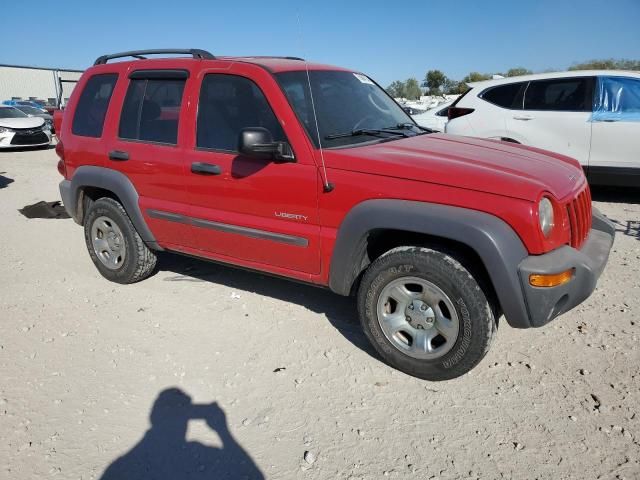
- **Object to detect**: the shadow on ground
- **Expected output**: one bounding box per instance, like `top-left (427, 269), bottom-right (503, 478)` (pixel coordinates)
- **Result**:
top-left (592, 187), bottom-right (640, 241)
top-left (0, 173), bottom-right (14, 189)
top-left (157, 252), bottom-right (377, 359)
top-left (591, 186), bottom-right (640, 204)
top-left (99, 388), bottom-right (265, 479)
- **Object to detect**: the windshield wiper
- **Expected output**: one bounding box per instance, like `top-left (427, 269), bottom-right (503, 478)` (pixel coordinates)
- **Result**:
top-left (324, 128), bottom-right (409, 140)
top-left (392, 123), bottom-right (435, 135)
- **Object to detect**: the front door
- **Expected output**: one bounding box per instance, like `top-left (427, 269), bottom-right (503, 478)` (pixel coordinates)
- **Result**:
top-left (185, 72), bottom-right (321, 274)
top-left (588, 76), bottom-right (640, 184)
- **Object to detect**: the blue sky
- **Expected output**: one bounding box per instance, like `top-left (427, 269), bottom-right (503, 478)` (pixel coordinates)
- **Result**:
top-left (4, 0), bottom-right (640, 86)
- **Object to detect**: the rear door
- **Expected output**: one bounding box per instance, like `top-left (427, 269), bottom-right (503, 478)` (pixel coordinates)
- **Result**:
top-left (588, 76), bottom-right (640, 183)
top-left (107, 69), bottom-right (194, 248)
top-left (505, 77), bottom-right (595, 166)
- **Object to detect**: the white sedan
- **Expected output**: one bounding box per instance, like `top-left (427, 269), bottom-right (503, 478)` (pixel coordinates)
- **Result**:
top-left (445, 70), bottom-right (640, 187)
top-left (0, 106), bottom-right (52, 149)
top-left (411, 100), bottom-right (454, 132)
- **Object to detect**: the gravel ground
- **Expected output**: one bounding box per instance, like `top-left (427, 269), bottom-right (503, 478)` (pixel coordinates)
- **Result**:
top-left (1, 147), bottom-right (639, 480)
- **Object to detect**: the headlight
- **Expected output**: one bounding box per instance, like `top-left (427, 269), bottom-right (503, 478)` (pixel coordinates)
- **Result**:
top-left (0, 127), bottom-right (13, 134)
top-left (538, 197), bottom-right (554, 237)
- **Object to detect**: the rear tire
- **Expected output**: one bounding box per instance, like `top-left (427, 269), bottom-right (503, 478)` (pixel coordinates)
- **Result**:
top-left (83, 197), bottom-right (157, 284)
top-left (357, 246), bottom-right (496, 381)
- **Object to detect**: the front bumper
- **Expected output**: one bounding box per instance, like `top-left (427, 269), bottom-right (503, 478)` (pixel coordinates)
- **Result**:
top-left (517, 208), bottom-right (615, 327)
top-left (0, 129), bottom-right (51, 148)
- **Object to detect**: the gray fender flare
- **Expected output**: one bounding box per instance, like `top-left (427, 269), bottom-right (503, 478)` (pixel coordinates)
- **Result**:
top-left (328, 199), bottom-right (532, 328)
top-left (61, 166), bottom-right (161, 250)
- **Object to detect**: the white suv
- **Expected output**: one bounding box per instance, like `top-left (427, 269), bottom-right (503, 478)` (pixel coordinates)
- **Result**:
top-left (445, 70), bottom-right (640, 186)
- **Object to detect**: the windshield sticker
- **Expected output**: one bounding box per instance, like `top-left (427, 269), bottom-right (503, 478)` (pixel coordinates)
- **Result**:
top-left (353, 73), bottom-right (374, 85)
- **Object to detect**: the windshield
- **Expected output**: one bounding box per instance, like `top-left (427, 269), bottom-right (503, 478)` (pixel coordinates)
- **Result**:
top-left (276, 70), bottom-right (420, 148)
top-left (16, 106), bottom-right (44, 115)
top-left (0, 107), bottom-right (28, 119)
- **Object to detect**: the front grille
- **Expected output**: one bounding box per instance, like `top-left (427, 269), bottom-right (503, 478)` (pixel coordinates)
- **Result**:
top-left (10, 131), bottom-right (49, 146)
top-left (566, 186), bottom-right (592, 249)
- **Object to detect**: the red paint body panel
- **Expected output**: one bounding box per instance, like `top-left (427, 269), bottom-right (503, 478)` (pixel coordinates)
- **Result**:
top-left (58, 56), bottom-right (590, 287)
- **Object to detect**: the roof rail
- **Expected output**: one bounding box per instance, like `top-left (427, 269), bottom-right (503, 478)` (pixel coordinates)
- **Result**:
top-left (239, 56), bottom-right (305, 61)
top-left (94, 49), bottom-right (215, 65)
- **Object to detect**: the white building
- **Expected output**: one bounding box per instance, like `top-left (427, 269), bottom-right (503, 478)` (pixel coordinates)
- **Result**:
top-left (0, 64), bottom-right (83, 106)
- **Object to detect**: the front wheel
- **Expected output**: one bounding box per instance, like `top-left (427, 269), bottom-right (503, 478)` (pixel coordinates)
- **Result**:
top-left (357, 247), bottom-right (496, 381)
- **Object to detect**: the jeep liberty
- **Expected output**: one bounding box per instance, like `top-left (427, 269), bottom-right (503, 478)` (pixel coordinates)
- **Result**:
top-left (56, 49), bottom-right (615, 380)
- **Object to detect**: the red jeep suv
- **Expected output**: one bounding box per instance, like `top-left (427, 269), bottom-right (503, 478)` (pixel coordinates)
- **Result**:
top-left (56, 49), bottom-right (615, 380)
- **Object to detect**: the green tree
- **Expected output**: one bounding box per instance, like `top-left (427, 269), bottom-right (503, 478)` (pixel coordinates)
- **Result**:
top-left (569, 58), bottom-right (640, 71)
top-left (505, 67), bottom-right (532, 77)
top-left (424, 69), bottom-right (447, 95)
top-left (404, 78), bottom-right (423, 100)
top-left (386, 80), bottom-right (406, 98)
top-left (441, 78), bottom-right (459, 95)
top-left (461, 72), bottom-right (492, 83)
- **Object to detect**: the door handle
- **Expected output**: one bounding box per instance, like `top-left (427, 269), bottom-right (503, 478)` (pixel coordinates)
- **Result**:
top-left (191, 162), bottom-right (222, 175)
top-left (513, 115), bottom-right (533, 121)
top-left (109, 150), bottom-right (130, 161)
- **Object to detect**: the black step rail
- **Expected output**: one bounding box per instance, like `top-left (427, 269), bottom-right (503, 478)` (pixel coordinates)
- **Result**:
top-left (94, 49), bottom-right (215, 65)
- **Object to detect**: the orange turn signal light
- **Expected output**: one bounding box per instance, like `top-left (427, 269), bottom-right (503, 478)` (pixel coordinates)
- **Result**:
top-left (529, 269), bottom-right (575, 288)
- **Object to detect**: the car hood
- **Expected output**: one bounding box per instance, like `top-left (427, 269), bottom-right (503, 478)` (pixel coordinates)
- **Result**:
top-left (324, 133), bottom-right (583, 201)
top-left (0, 117), bottom-right (45, 129)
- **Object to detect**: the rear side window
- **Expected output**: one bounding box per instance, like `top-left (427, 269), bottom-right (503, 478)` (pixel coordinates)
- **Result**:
top-left (196, 74), bottom-right (285, 151)
top-left (119, 77), bottom-right (186, 144)
top-left (72, 73), bottom-right (118, 137)
top-left (524, 77), bottom-right (594, 112)
top-left (480, 82), bottom-right (526, 109)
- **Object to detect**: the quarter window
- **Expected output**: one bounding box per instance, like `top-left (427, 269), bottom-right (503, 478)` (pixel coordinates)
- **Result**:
top-left (197, 74), bottom-right (285, 151)
top-left (480, 82), bottom-right (526, 109)
top-left (72, 73), bottom-right (118, 137)
top-left (119, 78), bottom-right (185, 144)
top-left (523, 78), bottom-right (594, 112)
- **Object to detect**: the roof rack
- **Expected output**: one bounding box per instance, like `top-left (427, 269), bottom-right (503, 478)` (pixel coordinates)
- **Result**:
top-left (94, 49), bottom-right (215, 65)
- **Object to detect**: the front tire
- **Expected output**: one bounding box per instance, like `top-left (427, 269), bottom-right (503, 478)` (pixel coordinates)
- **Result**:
top-left (83, 197), bottom-right (157, 284)
top-left (357, 247), bottom-right (496, 381)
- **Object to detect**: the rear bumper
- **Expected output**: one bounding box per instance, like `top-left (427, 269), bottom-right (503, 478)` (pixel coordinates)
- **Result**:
top-left (517, 208), bottom-right (615, 327)
top-left (59, 180), bottom-right (77, 221)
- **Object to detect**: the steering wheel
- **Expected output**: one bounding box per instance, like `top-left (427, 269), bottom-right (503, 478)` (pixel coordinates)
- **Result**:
top-left (353, 114), bottom-right (375, 131)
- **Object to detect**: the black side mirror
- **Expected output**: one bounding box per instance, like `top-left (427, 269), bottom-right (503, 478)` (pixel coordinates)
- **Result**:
top-left (238, 127), bottom-right (295, 163)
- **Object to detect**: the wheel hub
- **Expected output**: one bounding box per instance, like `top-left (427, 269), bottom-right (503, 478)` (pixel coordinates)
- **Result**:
top-left (106, 231), bottom-right (122, 251)
top-left (405, 300), bottom-right (436, 330)
top-left (376, 276), bottom-right (460, 360)
top-left (91, 216), bottom-right (126, 270)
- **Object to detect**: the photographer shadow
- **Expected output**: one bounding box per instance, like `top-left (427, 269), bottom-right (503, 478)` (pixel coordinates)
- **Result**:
top-left (100, 388), bottom-right (264, 480)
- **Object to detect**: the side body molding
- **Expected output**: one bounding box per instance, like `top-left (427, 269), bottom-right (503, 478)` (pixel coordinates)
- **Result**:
top-left (60, 166), bottom-right (161, 250)
top-left (328, 199), bottom-right (532, 328)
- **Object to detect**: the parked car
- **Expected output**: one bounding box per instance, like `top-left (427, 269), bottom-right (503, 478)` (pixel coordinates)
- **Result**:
top-left (411, 100), bottom-right (454, 132)
top-left (0, 105), bottom-right (52, 148)
top-left (56, 49), bottom-right (614, 381)
top-left (14, 105), bottom-right (55, 133)
top-left (3, 99), bottom-right (47, 111)
top-left (445, 70), bottom-right (640, 187)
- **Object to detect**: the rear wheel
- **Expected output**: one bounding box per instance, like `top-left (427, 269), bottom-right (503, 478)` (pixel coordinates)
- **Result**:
top-left (84, 197), bottom-right (157, 284)
top-left (357, 246), bottom-right (496, 381)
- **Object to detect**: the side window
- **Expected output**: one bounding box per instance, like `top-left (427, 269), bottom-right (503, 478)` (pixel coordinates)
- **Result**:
top-left (72, 73), bottom-right (118, 137)
top-left (119, 77), bottom-right (186, 144)
top-left (480, 82), bottom-right (526, 109)
top-left (598, 77), bottom-right (640, 113)
top-left (196, 74), bottom-right (286, 151)
top-left (524, 77), bottom-right (594, 112)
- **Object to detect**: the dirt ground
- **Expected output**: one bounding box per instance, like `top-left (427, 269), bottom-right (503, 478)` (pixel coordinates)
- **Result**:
top-left (1, 147), bottom-right (639, 480)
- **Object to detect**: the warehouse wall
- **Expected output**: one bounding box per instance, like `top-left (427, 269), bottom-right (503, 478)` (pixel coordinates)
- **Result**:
top-left (0, 65), bottom-right (83, 105)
